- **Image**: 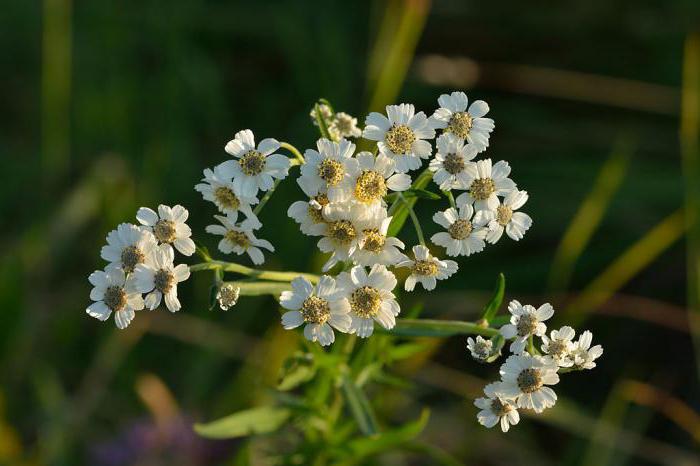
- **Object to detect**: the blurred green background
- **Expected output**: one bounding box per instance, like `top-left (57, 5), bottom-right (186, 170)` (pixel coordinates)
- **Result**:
top-left (2, 0), bottom-right (700, 464)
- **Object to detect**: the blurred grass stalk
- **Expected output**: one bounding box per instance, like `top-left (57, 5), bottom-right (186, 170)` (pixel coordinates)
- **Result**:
top-left (42, 0), bottom-right (72, 181)
top-left (681, 35), bottom-right (700, 381)
top-left (548, 139), bottom-right (631, 291)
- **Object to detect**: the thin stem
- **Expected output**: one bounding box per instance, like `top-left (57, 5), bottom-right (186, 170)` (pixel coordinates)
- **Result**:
top-left (400, 193), bottom-right (425, 246)
top-left (253, 158), bottom-right (300, 216)
top-left (379, 318), bottom-right (500, 338)
top-left (189, 260), bottom-right (320, 284)
top-left (223, 280), bottom-right (291, 297)
top-left (280, 141), bottom-right (305, 164)
top-left (443, 190), bottom-right (456, 209)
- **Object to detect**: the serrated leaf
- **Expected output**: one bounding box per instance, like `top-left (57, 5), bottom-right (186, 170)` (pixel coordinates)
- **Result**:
top-left (481, 273), bottom-right (506, 322)
top-left (194, 406), bottom-right (291, 439)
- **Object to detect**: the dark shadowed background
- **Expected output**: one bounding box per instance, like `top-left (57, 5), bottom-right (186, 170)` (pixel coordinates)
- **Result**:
top-left (1, 0), bottom-right (699, 465)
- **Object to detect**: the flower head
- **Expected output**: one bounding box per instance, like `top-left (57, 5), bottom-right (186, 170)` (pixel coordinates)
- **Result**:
top-left (455, 159), bottom-right (516, 212)
top-left (363, 104), bottom-right (435, 173)
top-left (429, 91), bottom-right (494, 151)
top-left (570, 330), bottom-right (603, 369)
top-left (337, 265), bottom-right (400, 338)
top-left (474, 382), bottom-right (520, 432)
top-left (467, 335), bottom-right (494, 362)
top-left (431, 202), bottom-right (490, 257)
top-left (342, 152), bottom-right (411, 213)
top-left (136, 204), bottom-right (196, 256)
top-left (195, 165), bottom-right (259, 220)
top-left (298, 138), bottom-right (357, 201)
top-left (280, 276), bottom-right (351, 346)
top-left (479, 189), bottom-right (532, 243)
top-left (220, 129), bottom-right (291, 198)
top-left (100, 223), bottom-right (158, 274)
top-left (351, 211), bottom-right (406, 267)
top-left (316, 202), bottom-right (364, 272)
top-left (429, 133), bottom-right (478, 191)
top-left (397, 245), bottom-right (458, 291)
top-left (498, 354), bottom-right (559, 413)
top-left (205, 212), bottom-right (274, 265)
top-left (541, 326), bottom-right (576, 367)
top-left (216, 283), bottom-right (240, 311)
top-left (499, 300), bottom-right (554, 354)
top-left (287, 193), bottom-right (330, 237)
top-left (132, 244), bottom-right (190, 312)
top-left (87, 265), bottom-right (144, 329)
top-left (329, 112), bottom-right (362, 139)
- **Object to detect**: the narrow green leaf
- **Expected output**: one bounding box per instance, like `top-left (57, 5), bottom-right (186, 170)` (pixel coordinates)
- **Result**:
top-left (194, 406), bottom-right (291, 439)
top-left (277, 353), bottom-right (317, 391)
top-left (481, 273), bottom-right (506, 322)
top-left (208, 284), bottom-right (218, 311)
top-left (387, 169), bottom-right (432, 237)
top-left (404, 188), bottom-right (442, 200)
top-left (340, 374), bottom-right (379, 436)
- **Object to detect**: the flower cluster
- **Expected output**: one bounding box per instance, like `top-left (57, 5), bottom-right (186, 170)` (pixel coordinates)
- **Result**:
top-left (473, 300), bottom-right (603, 432)
top-left (310, 103), bottom-right (362, 140)
top-left (86, 205), bottom-right (194, 328)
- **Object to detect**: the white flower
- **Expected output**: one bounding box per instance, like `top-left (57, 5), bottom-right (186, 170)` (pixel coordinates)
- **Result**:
top-left (100, 223), bottom-right (158, 274)
top-left (280, 276), bottom-right (351, 346)
top-left (317, 202), bottom-right (363, 272)
top-left (340, 151), bottom-right (411, 216)
top-left (298, 138), bottom-right (357, 201)
top-left (363, 103), bottom-right (435, 173)
top-left (570, 331), bottom-right (603, 370)
top-left (195, 165), bottom-right (259, 220)
top-left (219, 129), bottom-right (291, 198)
top-left (541, 326), bottom-right (576, 367)
top-left (287, 193), bottom-right (330, 237)
top-left (132, 244), bottom-right (190, 312)
top-left (500, 300), bottom-right (554, 354)
top-left (474, 382), bottom-right (520, 432)
top-left (205, 212), bottom-right (274, 265)
top-left (329, 112), bottom-right (362, 139)
top-left (136, 204), bottom-right (196, 256)
top-left (217, 283), bottom-right (240, 311)
top-left (398, 245), bottom-right (458, 291)
top-left (429, 133), bottom-right (478, 190)
top-left (429, 91), bottom-right (494, 151)
top-left (351, 211), bottom-right (406, 267)
top-left (455, 159), bottom-right (516, 212)
top-left (337, 265), bottom-right (400, 338)
top-left (431, 203), bottom-right (490, 257)
top-left (310, 103), bottom-right (333, 126)
top-left (467, 335), bottom-right (494, 362)
top-left (86, 265), bottom-right (144, 329)
top-left (498, 354), bottom-right (559, 413)
top-left (481, 189), bottom-right (532, 244)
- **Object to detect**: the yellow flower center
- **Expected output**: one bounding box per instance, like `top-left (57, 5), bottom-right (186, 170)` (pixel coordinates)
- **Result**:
top-left (154, 269), bottom-right (174, 294)
top-left (354, 170), bottom-right (387, 203)
top-left (413, 259), bottom-right (438, 276)
top-left (104, 285), bottom-right (127, 312)
top-left (301, 295), bottom-right (330, 324)
top-left (443, 152), bottom-right (465, 175)
top-left (362, 228), bottom-right (386, 253)
top-left (516, 314), bottom-right (538, 337)
top-left (469, 178), bottom-right (496, 201)
top-left (328, 220), bottom-right (356, 245)
top-left (447, 111), bottom-right (473, 139)
top-left (448, 219), bottom-right (473, 240)
top-left (153, 219), bottom-right (176, 243)
top-left (307, 194), bottom-right (329, 224)
top-left (490, 398), bottom-right (512, 417)
top-left (350, 286), bottom-right (382, 318)
top-left (214, 187), bottom-right (240, 210)
top-left (225, 230), bottom-right (250, 248)
top-left (120, 245), bottom-right (144, 273)
top-left (517, 368), bottom-right (543, 394)
top-left (548, 340), bottom-right (568, 359)
top-left (496, 205), bottom-right (513, 226)
top-left (317, 158), bottom-right (345, 186)
top-left (239, 150), bottom-right (266, 176)
top-left (385, 124), bottom-right (416, 154)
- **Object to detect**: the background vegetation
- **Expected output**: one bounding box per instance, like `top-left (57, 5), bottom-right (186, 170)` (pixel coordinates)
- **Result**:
top-left (1, 0), bottom-right (699, 464)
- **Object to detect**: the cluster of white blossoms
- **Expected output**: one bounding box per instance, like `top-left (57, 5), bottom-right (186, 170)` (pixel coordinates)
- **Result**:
top-left (310, 103), bottom-right (363, 141)
top-left (86, 205), bottom-right (194, 328)
top-left (283, 92), bottom-right (531, 346)
top-left (471, 300), bottom-right (603, 432)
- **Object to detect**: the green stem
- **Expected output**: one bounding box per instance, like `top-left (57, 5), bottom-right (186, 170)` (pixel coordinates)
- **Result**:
top-left (400, 193), bottom-right (425, 246)
top-left (443, 190), bottom-right (456, 209)
top-left (189, 261), bottom-right (320, 284)
top-left (314, 103), bottom-right (332, 140)
top-left (380, 319), bottom-right (499, 338)
top-left (253, 158), bottom-right (300, 216)
top-left (223, 280), bottom-right (291, 297)
top-left (280, 142), bottom-right (305, 164)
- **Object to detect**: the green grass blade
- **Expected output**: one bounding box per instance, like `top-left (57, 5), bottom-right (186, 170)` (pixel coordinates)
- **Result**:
top-left (194, 406), bottom-right (291, 439)
top-left (340, 374), bottom-right (380, 436)
top-left (481, 273), bottom-right (505, 322)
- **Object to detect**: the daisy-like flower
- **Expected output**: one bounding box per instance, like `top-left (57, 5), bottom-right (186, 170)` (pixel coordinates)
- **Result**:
top-left (337, 265), bottom-right (400, 338)
top-left (342, 151), bottom-right (411, 214)
top-left (467, 335), bottom-right (494, 362)
top-left (455, 159), bottom-right (516, 212)
top-left (280, 276), bottom-right (351, 346)
top-left (570, 331), bottom-right (604, 370)
top-left (136, 204), bottom-right (196, 256)
top-left (429, 133), bottom-right (478, 191)
top-left (132, 244), bottom-right (190, 312)
top-left (480, 189), bottom-right (532, 244)
top-left (205, 212), bottom-right (274, 265)
top-left (329, 112), bottom-right (362, 139)
top-left (87, 265), bottom-right (144, 329)
top-left (498, 354), bottom-right (559, 413)
top-left (431, 202), bottom-right (490, 257)
top-left (474, 382), bottom-right (520, 432)
top-left (541, 326), bottom-right (576, 367)
top-left (195, 165), bottom-right (259, 220)
top-left (219, 129), bottom-right (291, 198)
top-left (398, 245), bottom-right (458, 291)
top-left (297, 138), bottom-right (357, 202)
top-left (363, 103), bottom-right (435, 173)
top-left (429, 91), bottom-right (494, 151)
top-left (100, 223), bottom-right (158, 274)
top-left (287, 193), bottom-right (330, 237)
top-left (351, 211), bottom-right (406, 267)
top-left (216, 283), bottom-right (240, 311)
top-left (499, 300), bottom-right (554, 354)
top-left (317, 202), bottom-right (364, 272)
